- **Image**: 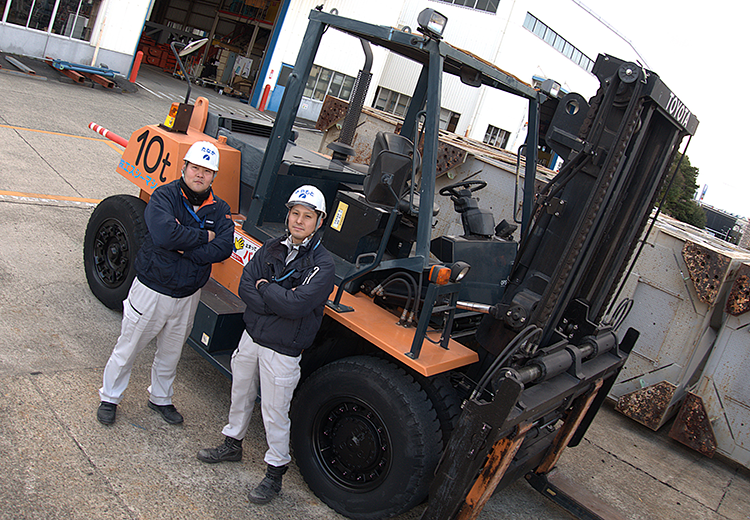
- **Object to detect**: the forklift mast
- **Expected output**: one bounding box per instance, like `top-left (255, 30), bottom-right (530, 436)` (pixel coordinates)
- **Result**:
top-left (477, 56), bottom-right (699, 355)
top-left (421, 56), bottom-right (698, 520)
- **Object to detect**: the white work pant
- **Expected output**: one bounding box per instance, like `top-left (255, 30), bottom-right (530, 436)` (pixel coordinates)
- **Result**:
top-left (99, 277), bottom-right (201, 406)
top-left (222, 330), bottom-right (301, 467)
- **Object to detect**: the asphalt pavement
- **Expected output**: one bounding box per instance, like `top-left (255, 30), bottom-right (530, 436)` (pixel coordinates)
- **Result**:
top-left (0, 59), bottom-right (748, 520)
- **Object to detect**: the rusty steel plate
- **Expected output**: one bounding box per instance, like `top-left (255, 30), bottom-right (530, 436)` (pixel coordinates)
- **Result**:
top-left (668, 391), bottom-right (717, 458)
top-left (316, 95), bottom-right (349, 131)
top-left (397, 127), bottom-right (468, 177)
top-left (436, 140), bottom-right (468, 176)
top-left (615, 380), bottom-right (677, 430)
top-left (682, 241), bottom-right (731, 304)
top-left (725, 262), bottom-right (750, 316)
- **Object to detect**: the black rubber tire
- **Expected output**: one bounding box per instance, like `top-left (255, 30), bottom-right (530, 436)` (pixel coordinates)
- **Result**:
top-left (83, 194), bottom-right (147, 311)
top-left (290, 356), bottom-right (442, 520)
top-left (414, 373), bottom-right (463, 447)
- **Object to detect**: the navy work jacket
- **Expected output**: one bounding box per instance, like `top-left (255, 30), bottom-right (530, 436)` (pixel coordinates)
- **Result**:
top-left (238, 231), bottom-right (335, 357)
top-left (135, 179), bottom-right (233, 298)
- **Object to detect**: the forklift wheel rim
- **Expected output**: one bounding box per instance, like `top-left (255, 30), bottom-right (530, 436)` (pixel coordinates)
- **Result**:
top-left (92, 217), bottom-right (130, 288)
top-left (311, 395), bottom-right (392, 492)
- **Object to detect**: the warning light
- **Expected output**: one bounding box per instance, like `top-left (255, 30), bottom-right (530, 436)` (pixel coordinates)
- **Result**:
top-left (163, 103), bottom-right (180, 129)
top-left (429, 265), bottom-right (451, 285)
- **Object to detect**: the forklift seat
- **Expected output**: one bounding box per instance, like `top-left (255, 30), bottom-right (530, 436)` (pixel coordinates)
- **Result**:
top-left (363, 132), bottom-right (419, 207)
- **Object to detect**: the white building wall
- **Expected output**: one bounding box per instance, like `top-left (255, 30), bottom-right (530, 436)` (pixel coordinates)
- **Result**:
top-left (398, 0), bottom-right (505, 59)
top-left (393, 0), bottom-right (508, 135)
top-left (0, 0), bottom-right (151, 73)
top-left (264, 0), bottom-right (404, 93)
top-left (95, 0), bottom-right (153, 58)
top-left (378, 53), bottom-right (420, 95)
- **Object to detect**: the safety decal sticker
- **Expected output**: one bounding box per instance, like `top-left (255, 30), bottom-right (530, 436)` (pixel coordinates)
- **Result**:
top-left (331, 201), bottom-right (348, 232)
top-left (231, 229), bottom-right (262, 266)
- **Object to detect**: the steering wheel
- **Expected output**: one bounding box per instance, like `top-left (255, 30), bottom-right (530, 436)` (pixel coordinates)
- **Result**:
top-left (439, 180), bottom-right (488, 198)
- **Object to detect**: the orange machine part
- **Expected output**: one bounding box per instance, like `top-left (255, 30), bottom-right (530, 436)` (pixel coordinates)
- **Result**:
top-left (327, 290), bottom-right (479, 377)
top-left (118, 97), bottom-right (241, 213)
top-left (211, 225), bottom-right (479, 377)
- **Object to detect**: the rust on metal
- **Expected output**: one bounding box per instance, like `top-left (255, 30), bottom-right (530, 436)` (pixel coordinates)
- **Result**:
top-left (456, 422), bottom-right (532, 520)
top-left (725, 262), bottom-right (750, 316)
top-left (316, 95), bottom-right (349, 131)
top-left (435, 139), bottom-right (468, 176)
top-left (60, 68), bottom-right (86, 83)
top-left (316, 97), bottom-right (557, 182)
top-left (398, 127), bottom-right (469, 177)
top-left (5, 56), bottom-right (36, 75)
top-left (81, 72), bottom-right (114, 89)
top-left (537, 379), bottom-right (603, 474)
top-left (45, 58), bottom-right (84, 83)
top-left (615, 380), bottom-right (676, 430)
top-left (682, 241), bottom-right (731, 304)
top-left (668, 391), bottom-right (717, 458)
top-left (45, 58), bottom-right (85, 83)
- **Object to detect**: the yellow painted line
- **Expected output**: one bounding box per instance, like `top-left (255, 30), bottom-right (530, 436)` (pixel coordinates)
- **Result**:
top-left (0, 190), bottom-right (101, 204)
top-left (0, 123), bottom-right (126, 157)
top-left (105, 140), bottom-right (124, 154)
top-left (0, 123), bottom-right (125, 154)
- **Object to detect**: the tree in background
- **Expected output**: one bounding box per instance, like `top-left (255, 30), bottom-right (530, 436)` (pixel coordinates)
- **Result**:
top-left (659, 153), bottom-right (706, 229)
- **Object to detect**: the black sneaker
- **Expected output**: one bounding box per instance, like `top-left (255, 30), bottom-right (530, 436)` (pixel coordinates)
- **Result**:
top-left (148, 401), bottom-right (183, 424)
top-left (97, 402), bottom-right (117, 425)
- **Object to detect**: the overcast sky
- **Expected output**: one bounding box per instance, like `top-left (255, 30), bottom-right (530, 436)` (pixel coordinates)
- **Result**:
top-left (572, 1), bottom-right (746, 218)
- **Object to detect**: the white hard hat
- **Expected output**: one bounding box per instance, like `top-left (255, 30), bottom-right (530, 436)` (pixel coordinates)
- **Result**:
top-left (286, 185), bottom-right (327, 219)
top-left (184, 141), bottom-right (220, 171)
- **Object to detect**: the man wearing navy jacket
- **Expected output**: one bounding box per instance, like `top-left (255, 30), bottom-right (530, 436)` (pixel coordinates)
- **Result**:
top-left (97, 141), bottom-right (233, 426)
top-left (197, 185), bottom-right (335, 505)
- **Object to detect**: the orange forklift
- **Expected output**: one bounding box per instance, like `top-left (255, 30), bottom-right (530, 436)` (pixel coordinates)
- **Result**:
top-left (85, 8), bottom-right (697, 520)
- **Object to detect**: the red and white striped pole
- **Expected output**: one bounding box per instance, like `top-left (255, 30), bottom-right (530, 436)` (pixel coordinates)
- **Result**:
top-left (88, 122), bottom-right (128, 147)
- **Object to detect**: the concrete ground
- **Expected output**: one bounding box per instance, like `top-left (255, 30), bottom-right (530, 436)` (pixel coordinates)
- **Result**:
top-left (0, 58), bottom-right (749, 520)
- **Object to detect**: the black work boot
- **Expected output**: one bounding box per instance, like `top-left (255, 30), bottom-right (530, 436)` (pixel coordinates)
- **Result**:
top-left (148, 401), bottom-right (184, 424)
top-left (248, 464), bottom-right (288, 504)
top-left (197, 436), bottom-right (243, 463)
top-left (97, 402), bottom-right (117, 425)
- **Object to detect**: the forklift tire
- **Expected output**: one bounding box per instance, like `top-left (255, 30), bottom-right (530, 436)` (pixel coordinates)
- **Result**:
top-left (415, 373), bottom-right (462, 447)
top-left (83, 194), bottom-right (147, 311)
top-left (291, 356), bottom-right (442, 520)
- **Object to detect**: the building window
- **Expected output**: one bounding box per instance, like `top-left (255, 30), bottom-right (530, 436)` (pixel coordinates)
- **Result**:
top-left (373, 87), bottom-right (412, 117)
top-left (440, 108), bottom-right (460, 132)
top-left (4, 0), bottom-right (101, 41)
top-left (374, 88), bottom-right (460, 129)
top-left (431, 0), bottom-right (499, 15)
top-left (303, 65), bottom-right (356, 102)
top-left (483, 125), bottom-right (510, 149)
top-left (523, 13), bottom-right (594, 73)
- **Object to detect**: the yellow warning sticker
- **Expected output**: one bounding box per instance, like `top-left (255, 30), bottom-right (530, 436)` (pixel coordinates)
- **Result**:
top-left (331, 201), bottom-right (348, 232)
top-left (230, 228), bottom-right (262, 266)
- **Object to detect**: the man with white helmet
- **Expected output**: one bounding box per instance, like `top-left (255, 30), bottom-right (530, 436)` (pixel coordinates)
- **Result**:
top-left (197, 185), bottom-right (335, 505)
top-left (97, 141), bottom-right (233, 426)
